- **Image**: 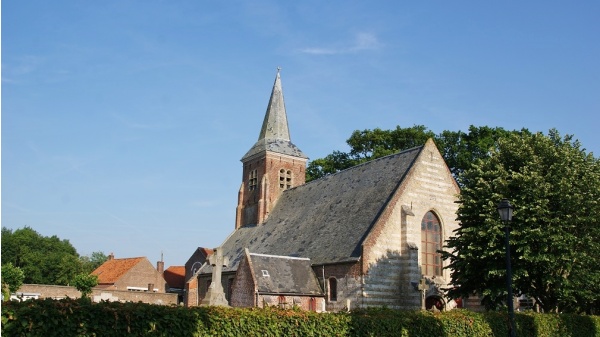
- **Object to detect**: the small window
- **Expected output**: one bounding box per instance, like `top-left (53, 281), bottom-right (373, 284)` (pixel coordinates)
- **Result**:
top-left (328, 278), bottom-right (337, 301)
top-left (261, 270), bottom-right (270, 277)
top-left (249, 170), bottom-right (258, 191)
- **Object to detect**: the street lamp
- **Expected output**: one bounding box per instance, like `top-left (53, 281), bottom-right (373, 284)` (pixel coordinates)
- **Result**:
top-left (497, 198), bottom-right (516, 337)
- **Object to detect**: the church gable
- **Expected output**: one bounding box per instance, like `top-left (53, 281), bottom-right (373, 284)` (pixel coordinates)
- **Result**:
top-left (357, 139), bottom-right (460, 309)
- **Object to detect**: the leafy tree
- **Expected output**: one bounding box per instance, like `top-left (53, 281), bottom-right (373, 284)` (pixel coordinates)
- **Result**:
top-left (79, 252), bottom-right (108, 274)
top-left (72, 273), bottom-right (98, 298)
top-left (436, 126), bottom-right (531, 178)
top-left (305, 125), bottom-right (529, 182)
top-left (1, 263), bottom-right (25, 300)
top-left (442, 130), bottom-right (600, 313)
top-left (2, 227), bottom-right (83, 285)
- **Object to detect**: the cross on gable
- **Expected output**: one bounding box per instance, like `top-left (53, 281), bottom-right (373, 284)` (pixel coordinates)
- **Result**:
top-left (209, 249), bottom-right (229, 267)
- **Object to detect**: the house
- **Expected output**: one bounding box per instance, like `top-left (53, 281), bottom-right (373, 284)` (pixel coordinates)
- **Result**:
top-left (192, 70), bottom-right (461, 311)
top-left (183, 247), bottom-right (213, 306)
top-left (92, 254), bottom-right (167, 293)
top-left (164, 265), bottom-right (186, 304)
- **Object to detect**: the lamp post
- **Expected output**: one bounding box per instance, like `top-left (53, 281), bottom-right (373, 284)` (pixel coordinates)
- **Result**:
top-left (497, 198), bottom-right (516, 337)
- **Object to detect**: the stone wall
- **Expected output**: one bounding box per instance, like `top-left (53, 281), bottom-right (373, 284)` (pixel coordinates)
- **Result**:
top-left (359, 140), bottom-right (460, 310)
top-left (313, 262), bottom-right (362, 312)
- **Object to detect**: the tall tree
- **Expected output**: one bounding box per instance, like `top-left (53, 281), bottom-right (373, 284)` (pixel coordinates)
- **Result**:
top-left (442, 130), bottom-right (600, 313)
top-left (307, 125), bottom-right (435, 181)
top-left (306, 125), bottom-right (528, 182)
top-left (436, 126), bottom-right (531, 178)
top-left (2, 227), bottom-right (84, 285)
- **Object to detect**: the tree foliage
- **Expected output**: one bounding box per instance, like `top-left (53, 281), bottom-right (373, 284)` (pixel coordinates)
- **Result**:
top-left (79, 251), bottom-right (108, 274)
top-left (72, 273), bottom-right (99, 298)
top-left (306, 125), bottom-right (529, 182)
top-left (1, 263), bottom-right (25, 300)
top-left (1, 226), bottom-right (107, 286)
top-left (442, 130), bottom-right (600, 313)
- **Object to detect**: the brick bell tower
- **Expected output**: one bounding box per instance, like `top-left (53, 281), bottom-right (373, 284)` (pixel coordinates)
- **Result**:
top-left (235, 69), bottom-right (308, 229)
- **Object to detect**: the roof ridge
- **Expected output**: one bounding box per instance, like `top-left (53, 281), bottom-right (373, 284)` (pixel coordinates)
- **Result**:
top-left (249, 252), bottom-right (311, 261)
top-left (301, 144), bottom-right (425, 186)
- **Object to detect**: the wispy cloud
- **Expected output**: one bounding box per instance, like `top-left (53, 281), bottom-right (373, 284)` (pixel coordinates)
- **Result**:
top-left (299, 32), bottom-right (382, 55)
top-left (1, 55), bottom-right (45, 83)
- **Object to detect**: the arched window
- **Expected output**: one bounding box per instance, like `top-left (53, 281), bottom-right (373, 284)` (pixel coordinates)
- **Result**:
top-left (328, 278), bottom-right (338, 301)
top-left (279, 169), bottom-right (292, 189)
top-left (421, 211), bottom-right (442, 276)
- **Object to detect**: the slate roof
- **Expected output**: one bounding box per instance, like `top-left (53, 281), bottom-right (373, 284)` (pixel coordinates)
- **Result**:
top-left (214, 144), bottom-right (424, 273)
top-left (92, 257), bottom-right (145, 284)
top-left (247, 252), bottom-right (323, 296)
top-left (242, 70), bottom-right (307, 161)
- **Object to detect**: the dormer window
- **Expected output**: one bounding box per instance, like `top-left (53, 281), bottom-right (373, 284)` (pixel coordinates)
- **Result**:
top-left (279, 169), bottom-right (292, 190)
top-left (249, 170), bottom-right (258, 191)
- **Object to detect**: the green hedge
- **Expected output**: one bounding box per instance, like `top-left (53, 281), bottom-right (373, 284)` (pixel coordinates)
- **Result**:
top-left (2, 298), bottom-right (599, 337)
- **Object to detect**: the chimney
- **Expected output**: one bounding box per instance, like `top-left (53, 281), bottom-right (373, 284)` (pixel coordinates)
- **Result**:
top-left (148, 283), bottom-right (154, 292)
top-left (108, 252), bottom-right (114, 260)
top-left (157, 251), bottom-right (164, 273)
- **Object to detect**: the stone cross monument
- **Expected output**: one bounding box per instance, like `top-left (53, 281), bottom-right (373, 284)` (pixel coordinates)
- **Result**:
top-left (200, 247), bottom-right (230, 307)
top-left (418, 277), bottom-right (430, 310)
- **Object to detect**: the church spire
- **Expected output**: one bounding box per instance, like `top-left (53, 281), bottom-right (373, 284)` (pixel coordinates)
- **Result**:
top-left (241, 69), bottom-right (307, 161)
top-left (236, 69), bottom-right (308, 229)
top-left (258, 67), bottom-right (290, 141)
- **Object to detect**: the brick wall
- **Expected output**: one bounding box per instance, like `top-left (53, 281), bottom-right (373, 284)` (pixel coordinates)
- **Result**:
top-left (16, 284), bottom-right (177, 305)
top-left (237, 153), bottom-right (307, 228)
top-left (230, 253), bottom-right (256, 307)
top-left (110, 259), bottom-right (167, 293)
top-left (258, 294), bottom-right (325, 312)
top-left (185, 277), bottom-right (199, 307)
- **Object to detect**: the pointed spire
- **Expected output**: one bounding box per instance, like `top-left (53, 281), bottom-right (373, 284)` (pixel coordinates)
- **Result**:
top-left (242, 69), bottom-right (307, 161)
top-left (258, 68), bottom-right (290, 141)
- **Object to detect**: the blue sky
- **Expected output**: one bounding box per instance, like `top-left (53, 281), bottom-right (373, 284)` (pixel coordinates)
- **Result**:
top-left (3, 1), bottom-right (599, 267)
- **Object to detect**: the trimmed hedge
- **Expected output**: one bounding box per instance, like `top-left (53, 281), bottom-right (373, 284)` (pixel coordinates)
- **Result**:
top-left (2, 298), bottom-right (599, 337)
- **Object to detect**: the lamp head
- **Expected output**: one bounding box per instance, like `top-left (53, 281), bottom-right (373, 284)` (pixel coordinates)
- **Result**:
top-left (497, 198), bottom-right (514, 222)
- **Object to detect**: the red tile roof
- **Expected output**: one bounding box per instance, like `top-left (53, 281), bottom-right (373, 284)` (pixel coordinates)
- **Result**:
top-left (163, 266), bottom-right (186, 289)
top-left (92, 257), bottom-right (145, 284)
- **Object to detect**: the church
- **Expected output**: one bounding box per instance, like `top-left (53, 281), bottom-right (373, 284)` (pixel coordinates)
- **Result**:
top-left (188, 70), bottom-right (461, 312)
